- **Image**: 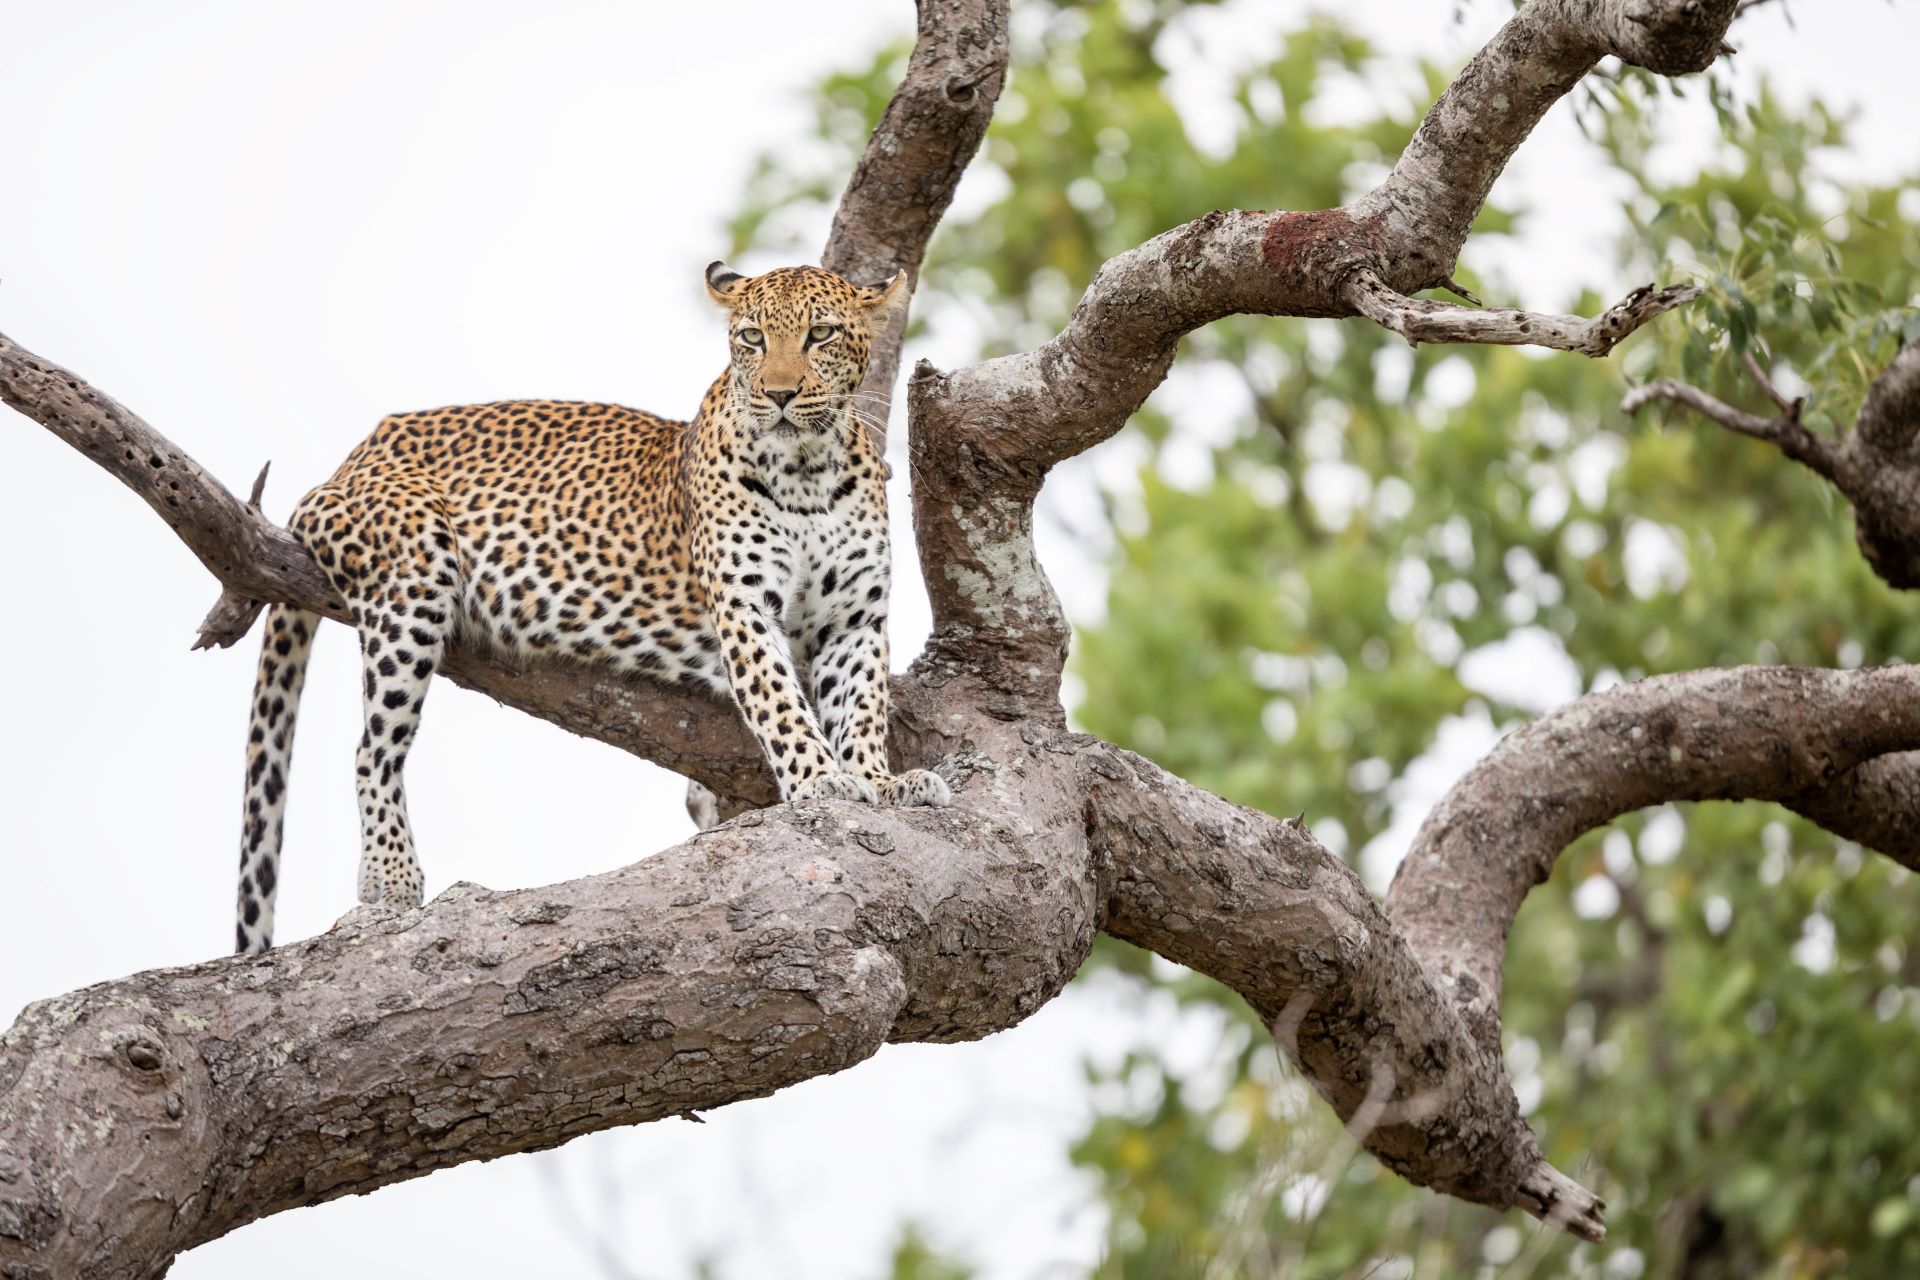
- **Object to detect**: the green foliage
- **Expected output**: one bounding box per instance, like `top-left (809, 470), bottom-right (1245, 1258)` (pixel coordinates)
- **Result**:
top-left (1614, 82), bottom-right (1920, 433)
top-left (885, 1225), bottom-right (977, 1280)
top-left (743, 5), bottom-right (1920, 1277)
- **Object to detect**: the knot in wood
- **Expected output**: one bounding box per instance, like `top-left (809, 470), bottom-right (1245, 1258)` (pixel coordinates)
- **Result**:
top-left (114, 1028), bottom-right (167, 1074)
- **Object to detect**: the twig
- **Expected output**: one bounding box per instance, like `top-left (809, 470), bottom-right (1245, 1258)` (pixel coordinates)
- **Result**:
top-left (1621, 375), bottom-right (1842, 480)
top-left (1741, 349), bottom-right (1802, 417)
top-left (1346, 271), bottom-right (1702, 358)
top-left (1623, 342), bottom-right (1920, 587)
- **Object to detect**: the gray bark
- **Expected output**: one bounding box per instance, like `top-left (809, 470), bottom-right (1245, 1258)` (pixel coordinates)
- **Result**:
top-left (822, 0), bottom-right (1009, 444)
top-left (9, 1), bottom-right (1912, 1276)
top-left (1348, 274), bottom-right (1701, 357)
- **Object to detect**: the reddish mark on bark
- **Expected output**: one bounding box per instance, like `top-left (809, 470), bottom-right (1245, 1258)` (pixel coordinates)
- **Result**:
top-left (1257, 207), bottom-right (1389, 315)
top-left (1258, 208), bottom-right (1359, 271)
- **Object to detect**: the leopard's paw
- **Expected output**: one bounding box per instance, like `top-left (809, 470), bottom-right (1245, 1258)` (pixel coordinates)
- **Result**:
top-left (879, 768), bottom-right (952, 809)
top-left (790, 772), bottom-right (880, 806)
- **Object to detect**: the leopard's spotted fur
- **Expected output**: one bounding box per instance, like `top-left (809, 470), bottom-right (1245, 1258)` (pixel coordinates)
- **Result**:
top-left (234, 263), bottom-right (950, 954)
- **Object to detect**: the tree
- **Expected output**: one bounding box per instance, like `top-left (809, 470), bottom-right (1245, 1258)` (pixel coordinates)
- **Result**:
top-left (1, 2), bottom-right (1913, 1277)
top-left (729, 9), bottom-right (1919, 1275)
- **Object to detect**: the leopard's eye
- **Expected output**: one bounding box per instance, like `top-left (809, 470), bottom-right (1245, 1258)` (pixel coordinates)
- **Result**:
top-left (808, 323), bottom-right (836, 343)
top-left (738, 327), bottom-right (765, 346)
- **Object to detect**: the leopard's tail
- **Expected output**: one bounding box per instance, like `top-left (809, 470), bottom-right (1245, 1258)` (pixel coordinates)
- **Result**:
top-left (236, 603), bottom-right (319, 954)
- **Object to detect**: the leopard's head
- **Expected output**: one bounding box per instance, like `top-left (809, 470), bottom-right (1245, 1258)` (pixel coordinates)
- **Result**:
top-left (705, 262), bottom-right (907, 437)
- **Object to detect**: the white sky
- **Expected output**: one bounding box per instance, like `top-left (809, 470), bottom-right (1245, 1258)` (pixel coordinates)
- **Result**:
top-left (2, 2), bottom-right (1915, 1277)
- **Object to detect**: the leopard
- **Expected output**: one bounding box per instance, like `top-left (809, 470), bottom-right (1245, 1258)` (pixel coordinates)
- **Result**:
top-left (232, 262), bottom-right (951, 955)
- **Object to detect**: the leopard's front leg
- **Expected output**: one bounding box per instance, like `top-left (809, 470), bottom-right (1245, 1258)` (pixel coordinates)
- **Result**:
top-left (704, 574), bottom-right (877, 806)
top-left (808, 589), bottom-right (951, 811)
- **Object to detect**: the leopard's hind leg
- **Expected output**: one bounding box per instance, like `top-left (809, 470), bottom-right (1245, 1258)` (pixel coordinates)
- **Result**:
top-left (236, 603), bottom-right (319, 953)
top-left (294, 477), bottom-right (464, 913)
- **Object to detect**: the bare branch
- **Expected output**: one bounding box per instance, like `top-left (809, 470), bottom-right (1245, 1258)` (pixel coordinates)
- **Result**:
top-left (0, 331), bottom-right (347, 624)
top-left (1624, 342), bottom-right (1920, 585)
top-left (194, 588), bottom-right (267, 651)
top-left (1621, 375), bottom-right (1844, 480)
top-left (192, 464), bottom-right (275, 648)
top-left (1347, 273), bottom-right (1702, 357)
top-left (1742, 349), bottom-right (1802, 415)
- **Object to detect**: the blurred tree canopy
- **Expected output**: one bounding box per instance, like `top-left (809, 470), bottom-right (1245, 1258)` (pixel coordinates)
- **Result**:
top-left (737, 3), bottom-right (1920, 1276)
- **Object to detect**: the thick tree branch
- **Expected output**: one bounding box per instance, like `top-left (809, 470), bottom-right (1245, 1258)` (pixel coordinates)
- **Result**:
top-left (0, 707), bottom-right (1617, 1278)
top-left (909, 0), bottom-right (1731, 646)
top-left (0, 728), bottom-right (1089, 1277)
top-left (1089, 745), bottom-right (1605, 1240)
top-left (1788, 749), bottom-right (1920, 863)
top-left (1357, 0), bottom-right (1733, 274)
top-left (1624, 341), bottom-right (1920, 586)
top-left (822, 0), bottom-right (1009, 442)
top-left (1385, 664), bottom-right (1920, 1051)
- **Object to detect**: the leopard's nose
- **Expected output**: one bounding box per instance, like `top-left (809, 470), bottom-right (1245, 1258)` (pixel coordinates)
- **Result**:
top-left (765, 388), bottom-right (797, 408)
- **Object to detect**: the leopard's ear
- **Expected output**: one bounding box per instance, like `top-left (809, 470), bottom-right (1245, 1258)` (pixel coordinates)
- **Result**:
top-left (855, 269), bottom-right (909, 318)
top-left (705, 261), bottom-right (748, 307)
